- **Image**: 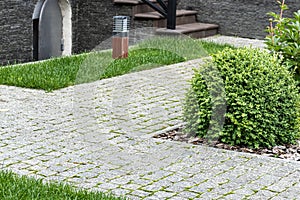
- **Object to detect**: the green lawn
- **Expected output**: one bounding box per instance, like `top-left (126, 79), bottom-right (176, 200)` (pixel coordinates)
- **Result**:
top-left (0, 37), bottom-right (234, 91)
top-left (0, 170), bottom-right (126, 200)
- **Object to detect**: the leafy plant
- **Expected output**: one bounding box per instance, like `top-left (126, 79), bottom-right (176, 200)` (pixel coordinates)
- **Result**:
top-left (183, 48), bottom-right (300, 148)
top-left (265, 0), bottom-right (300, 78)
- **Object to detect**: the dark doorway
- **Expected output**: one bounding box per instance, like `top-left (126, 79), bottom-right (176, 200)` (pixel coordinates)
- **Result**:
top-left (33, 0), bottom-right (64, 60)
top-left (33, 18), bottom-right (39, 61)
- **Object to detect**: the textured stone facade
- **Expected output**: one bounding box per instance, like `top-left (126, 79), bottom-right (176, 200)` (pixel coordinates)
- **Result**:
top-left (178, 0), bottom-right (300, 39)
top-left (0, 0), bottom-right (132, 65)
top-left (1, 0), bottom-right (299, 65)
top-left (74, 1), bottom-right (131, 53)
top-left (0, 0), bottom-right (36, 65)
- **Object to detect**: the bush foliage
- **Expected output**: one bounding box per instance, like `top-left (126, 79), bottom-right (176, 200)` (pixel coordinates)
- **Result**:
top-left (183, 48), bottom-right (300, 148)
top-left (265, 1), bottom-right (300, 78)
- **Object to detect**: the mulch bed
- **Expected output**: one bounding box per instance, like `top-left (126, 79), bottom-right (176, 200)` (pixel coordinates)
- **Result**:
top-left (153, 127), bottom-right (300, 162)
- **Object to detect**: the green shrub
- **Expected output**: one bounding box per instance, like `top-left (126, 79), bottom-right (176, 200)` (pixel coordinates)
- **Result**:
top-left (183, 48), bottom-right (300, 148)
top-left (265, 1), bottom-right (300, 78)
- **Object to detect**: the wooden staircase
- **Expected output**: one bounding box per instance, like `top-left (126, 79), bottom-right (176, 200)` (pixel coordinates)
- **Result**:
top-left (113, 0), bottom-right (219, 38)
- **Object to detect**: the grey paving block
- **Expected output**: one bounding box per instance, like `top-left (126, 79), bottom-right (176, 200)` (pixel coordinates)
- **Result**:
top-left (152, 191), bottom-right (176, 198)
top-left (141, 183), bottom-right (165, 192)
top-left (176, 191), bottom-right (200, 199)
top-left (98, 182), bottom-right (119, 190)
top-left (130, 189), bottom-right (151, 198)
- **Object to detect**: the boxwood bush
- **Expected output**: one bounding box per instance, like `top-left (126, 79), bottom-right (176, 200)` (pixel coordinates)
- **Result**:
top-left (183, 48), bottom-right (300, 148)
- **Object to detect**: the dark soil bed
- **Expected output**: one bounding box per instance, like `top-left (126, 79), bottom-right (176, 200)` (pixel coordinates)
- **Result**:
top-left (154, 126), bottom-right (300, 162)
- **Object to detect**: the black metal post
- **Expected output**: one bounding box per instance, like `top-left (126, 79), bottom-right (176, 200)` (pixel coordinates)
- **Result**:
top-left (157, 0), bottom-right (167, 12)
top-left (167, 0), bottom-right (177, 30)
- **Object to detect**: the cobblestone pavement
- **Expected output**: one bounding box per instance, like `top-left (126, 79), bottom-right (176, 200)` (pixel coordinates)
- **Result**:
top-left (1, 36), bottom-right (300, 200)
top-left (203, 35), bottom-right (266, 49)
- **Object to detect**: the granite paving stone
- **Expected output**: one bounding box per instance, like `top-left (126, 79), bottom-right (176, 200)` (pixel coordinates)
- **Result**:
top-left (1, 36), bottom-right (300, 199)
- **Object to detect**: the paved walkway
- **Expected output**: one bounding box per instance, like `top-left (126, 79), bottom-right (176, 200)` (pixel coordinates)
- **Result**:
top-left (1, 36), bottom-right (300, 200)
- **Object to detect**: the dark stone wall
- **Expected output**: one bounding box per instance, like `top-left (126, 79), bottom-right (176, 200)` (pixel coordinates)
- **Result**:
top-left (0, 0), bottom-right (36, 65)
top-left (75, 0), bottom-right (131, 52)
top-left (178, 0), bottom-right (300, 39)
top-left (1, 0), bottom-right (299, 65)
top-left (0, 0), bottom-right (132, 65)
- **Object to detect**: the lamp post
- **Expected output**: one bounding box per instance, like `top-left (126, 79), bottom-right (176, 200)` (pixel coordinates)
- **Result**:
top-left (112, 16), bottom-right (130, 59)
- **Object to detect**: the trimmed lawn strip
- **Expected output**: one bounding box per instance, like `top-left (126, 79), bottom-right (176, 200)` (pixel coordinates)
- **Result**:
top-left (0, 170), bottom-right (126, 200)
top-left (0, 38), bottom-right (235, 91)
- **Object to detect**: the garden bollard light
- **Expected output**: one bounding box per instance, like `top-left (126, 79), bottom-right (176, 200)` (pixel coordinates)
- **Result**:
top-left (112, 16), bottom-right (130, 59)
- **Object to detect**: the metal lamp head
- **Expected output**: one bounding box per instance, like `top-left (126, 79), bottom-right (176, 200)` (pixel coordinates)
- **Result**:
top-left (113, 16), bottom-right (130, 35)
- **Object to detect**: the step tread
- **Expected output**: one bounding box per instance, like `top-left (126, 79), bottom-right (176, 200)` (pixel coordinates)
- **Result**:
top-left (156, 23), bottom-right (219, 34)
top-left (113, 0), bottom-right (156, 5)
top-left (134, 10), bottom-right (197, 19)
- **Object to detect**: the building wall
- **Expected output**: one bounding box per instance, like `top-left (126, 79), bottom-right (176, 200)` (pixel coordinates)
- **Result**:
top-left (1, 0), bottom-right (299, 65)
top-left (0, 0), bottom-right (132, 65)
top-left (75, 0), bottom-right (131, 52)
top-left (178, 0), bottom-right (300, 39)
top-left (0, 0), bottom-right (36, 65)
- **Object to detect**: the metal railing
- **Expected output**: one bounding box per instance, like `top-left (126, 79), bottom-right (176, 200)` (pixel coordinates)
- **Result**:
top-left (141, 0), bottom-right (177, 29)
